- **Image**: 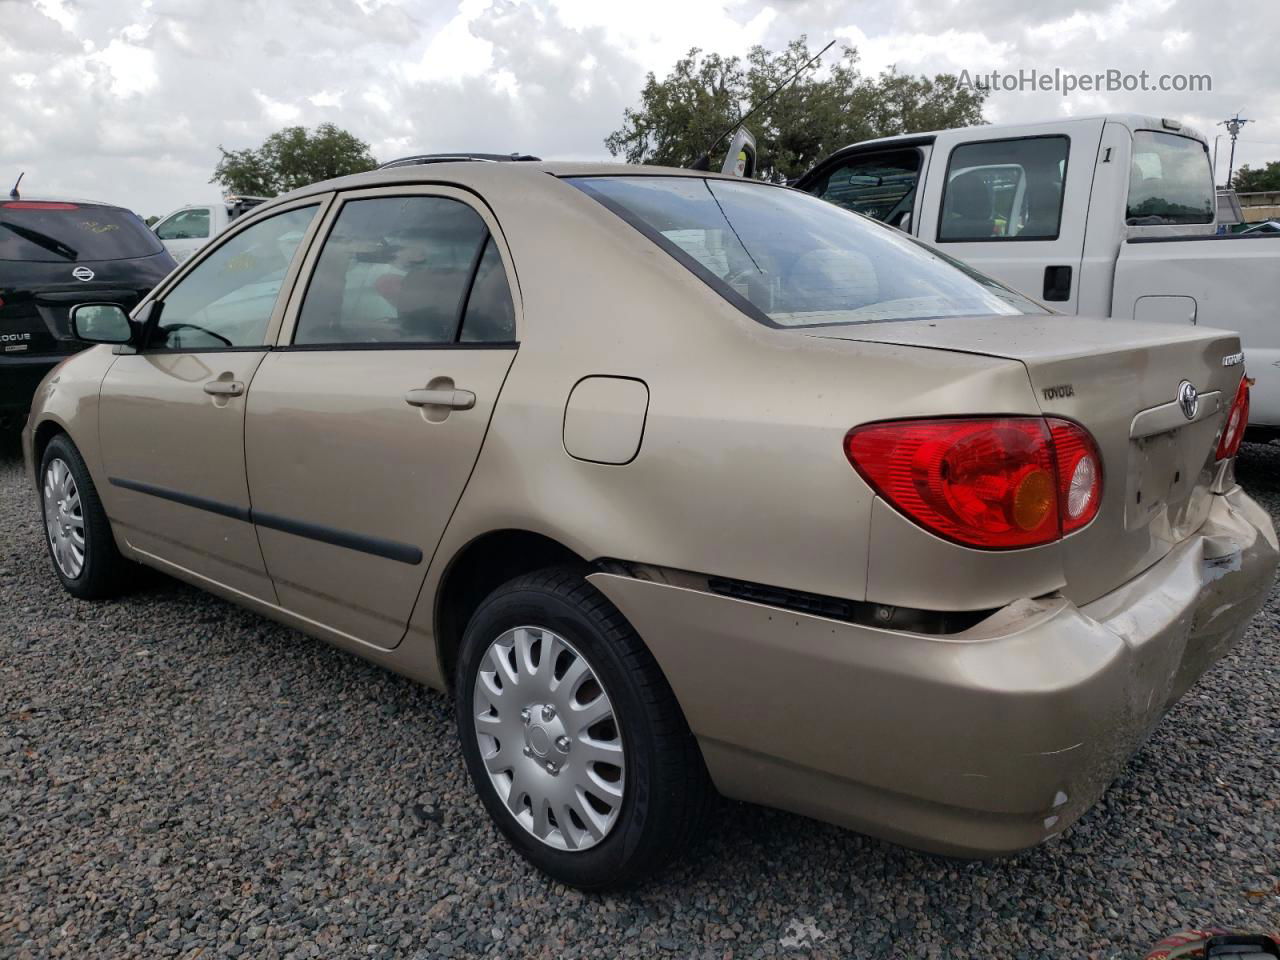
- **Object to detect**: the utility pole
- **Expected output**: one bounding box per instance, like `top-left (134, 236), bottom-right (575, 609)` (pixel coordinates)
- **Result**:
top-left (1217, 113), bottom-right (1251, 189)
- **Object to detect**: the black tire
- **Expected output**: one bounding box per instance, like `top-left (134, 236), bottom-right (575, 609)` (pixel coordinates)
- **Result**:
top-left (39, 433), bottom-right (131, 600)
top-left (455, 565), bottom-right (712, 890)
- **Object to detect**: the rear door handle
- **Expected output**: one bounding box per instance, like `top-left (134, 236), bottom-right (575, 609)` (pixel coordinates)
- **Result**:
top-left (203, 380), bottom-right (245, 397)
top-left (404, 387), bottom-right (475, 410)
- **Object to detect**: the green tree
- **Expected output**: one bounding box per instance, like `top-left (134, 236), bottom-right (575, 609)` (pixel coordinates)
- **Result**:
top-left (606, 39), bottom-right (987, 182)
top-left (1232, 160), bottom-right (1280, 193)
top-left (211, 123), bottom-right (378, 197)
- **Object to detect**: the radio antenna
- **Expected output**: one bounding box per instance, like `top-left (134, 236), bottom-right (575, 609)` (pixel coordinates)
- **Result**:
top-left (690, 39), bottom-right (835, 171)
top-left (9, 171), bottom-right (24, 200)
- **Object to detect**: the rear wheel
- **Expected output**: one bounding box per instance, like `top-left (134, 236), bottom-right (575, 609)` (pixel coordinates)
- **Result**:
top-left (455, 566), bottom-right (711, 889)
top-left (40, 434), bottom-right (131, 600)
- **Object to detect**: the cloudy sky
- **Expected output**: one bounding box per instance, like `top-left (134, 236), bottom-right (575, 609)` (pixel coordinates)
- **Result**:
top-left (3, 0), bottom-right (1277, 217)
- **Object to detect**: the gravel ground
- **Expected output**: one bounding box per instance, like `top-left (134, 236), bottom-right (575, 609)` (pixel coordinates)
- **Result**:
top-left (1, 430), bottom-right (1278, 959)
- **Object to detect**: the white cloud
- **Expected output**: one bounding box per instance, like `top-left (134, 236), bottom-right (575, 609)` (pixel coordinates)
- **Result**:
top-left (253, 89), bottom-right (302, 124)
top-left (92, 37), bottom-right (159, 98)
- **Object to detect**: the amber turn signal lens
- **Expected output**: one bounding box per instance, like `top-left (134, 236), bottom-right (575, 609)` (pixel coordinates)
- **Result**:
top-left (1012, 468), bottom-right (1054, 531)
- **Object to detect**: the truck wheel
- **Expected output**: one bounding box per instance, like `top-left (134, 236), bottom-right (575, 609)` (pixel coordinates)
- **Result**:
top-left (39, 434), bottom-right (131, 600)
top-left (455, 566), bottom-right (712, 890)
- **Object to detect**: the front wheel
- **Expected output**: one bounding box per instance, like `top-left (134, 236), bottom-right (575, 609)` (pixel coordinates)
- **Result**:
top-left (39, 433), bottom-right (131, 600)
top-left (455, 566), bottom-right (711, 890)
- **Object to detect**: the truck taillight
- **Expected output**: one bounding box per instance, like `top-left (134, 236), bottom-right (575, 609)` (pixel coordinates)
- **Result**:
top-left (1215, 375), bottom-right (1250, 461)
top-left (844, 417), bottom-right (1102, 550)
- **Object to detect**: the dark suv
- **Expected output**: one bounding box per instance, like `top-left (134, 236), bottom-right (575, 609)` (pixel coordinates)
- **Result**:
top-left (1, 198), bottom-right (175, 428)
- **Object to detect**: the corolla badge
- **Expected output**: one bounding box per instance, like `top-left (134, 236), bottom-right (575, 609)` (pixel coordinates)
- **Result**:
top-left (1177, 380), bottom-right (1199, 421)
top-left (71, 266), bottom-right (94, 282)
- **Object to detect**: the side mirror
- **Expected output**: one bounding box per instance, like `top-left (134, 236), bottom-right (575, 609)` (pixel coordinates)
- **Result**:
top-left (70, 303), bottom-right (134, 344)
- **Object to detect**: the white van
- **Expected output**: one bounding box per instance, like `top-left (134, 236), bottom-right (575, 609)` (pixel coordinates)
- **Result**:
top-left (796, 114), bottom-right (1280, 438)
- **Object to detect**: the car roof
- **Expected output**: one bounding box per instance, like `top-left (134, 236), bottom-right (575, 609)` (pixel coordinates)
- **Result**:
top-left (258, 161), bottom-right (773, 213)
top-left (3, 195), bottom-right (130, 209)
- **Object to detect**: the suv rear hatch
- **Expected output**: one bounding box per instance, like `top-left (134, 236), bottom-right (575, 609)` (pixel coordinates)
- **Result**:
top-left (0, 200), bottom-right (173, 357)
top-left (809, 315), bottom-right (1242, 604)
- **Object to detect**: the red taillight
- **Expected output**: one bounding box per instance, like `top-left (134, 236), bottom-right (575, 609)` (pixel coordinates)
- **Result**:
top-left (845, 417), bottom-right (1103, 550)
top-left (2, 201), bottom-right (79, 210)
top-left (1215, 375), bottom-right (1250, 461)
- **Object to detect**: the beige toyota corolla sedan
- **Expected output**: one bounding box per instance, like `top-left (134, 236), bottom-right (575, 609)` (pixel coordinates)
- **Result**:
top-left (22, 162), bottom-right (1277, 889)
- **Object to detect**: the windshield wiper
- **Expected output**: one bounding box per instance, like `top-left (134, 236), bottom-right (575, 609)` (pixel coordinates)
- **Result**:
top-left (0, 221), bottom-right (79, 260)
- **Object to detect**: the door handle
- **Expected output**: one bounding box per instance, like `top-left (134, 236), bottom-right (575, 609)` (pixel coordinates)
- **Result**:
top-left (1043, 265), bottom-right (1072, 302)
top-left (203, 380), bottom-right (245, 397)
top-left (404, 387), bottom-right (475, 410)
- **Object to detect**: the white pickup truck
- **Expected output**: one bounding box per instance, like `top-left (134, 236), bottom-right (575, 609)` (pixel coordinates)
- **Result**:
top-left (150, 195), bottom-right (268, 264)
top-left (794, 114), bottom-right (1280, 438)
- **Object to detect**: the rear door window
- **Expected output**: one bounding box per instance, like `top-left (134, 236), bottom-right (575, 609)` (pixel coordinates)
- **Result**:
top-left (0, 201), bottom-right (166, 262)
top-left (807, 150), bottom-right (921, 227)
top-left (293, 195), bottom-right (508, 346)
top-left (938, 137), bottom-right (1069, 241)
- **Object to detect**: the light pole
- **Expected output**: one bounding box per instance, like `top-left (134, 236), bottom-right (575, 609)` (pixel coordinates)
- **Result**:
top-left (1217, 114), bottom-right (1252, 189)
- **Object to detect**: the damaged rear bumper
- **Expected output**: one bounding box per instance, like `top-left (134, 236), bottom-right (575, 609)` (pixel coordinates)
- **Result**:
top-left (587, 488), bottom-right (1278, 857)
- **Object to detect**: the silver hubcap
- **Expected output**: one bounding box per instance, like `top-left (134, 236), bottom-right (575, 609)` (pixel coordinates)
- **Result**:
top-left (43, 458), bottom-right (85, 580)
top-left (472, 626), bottom-right (625, 852)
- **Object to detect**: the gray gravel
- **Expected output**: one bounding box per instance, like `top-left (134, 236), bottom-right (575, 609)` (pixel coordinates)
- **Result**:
top-left (2, 429), bottom-right (1278, 959)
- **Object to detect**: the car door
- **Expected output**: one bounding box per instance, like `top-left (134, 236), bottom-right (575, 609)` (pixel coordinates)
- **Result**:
top-left (98, 198), bottom-right (328, 601)
top-left (916, 119), bottom-right (1105, 312)
top-left (244, 187), bottom-right (519, 649)
top-left (153, 206), bottom-right (215, 264)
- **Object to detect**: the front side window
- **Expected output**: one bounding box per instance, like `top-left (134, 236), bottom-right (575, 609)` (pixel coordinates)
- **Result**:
top-left (294, 195), bottom-right (507, 346)
top-left (1127, 131), bottom-right (1214, 225)
top-left (570, 176), bottom-right (1044, 328)
top-left (939, 137), bottom-right (1069, 242)
top-left (807, 150), bottom-right (921, 226)
top-left (156, 208), bottom-right (212, 241)
top-left (150, 205), bottom-right (317, 350)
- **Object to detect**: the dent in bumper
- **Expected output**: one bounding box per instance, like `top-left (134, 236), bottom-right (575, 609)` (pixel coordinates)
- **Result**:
top-left (587, 488), bottom-right (1278, 857)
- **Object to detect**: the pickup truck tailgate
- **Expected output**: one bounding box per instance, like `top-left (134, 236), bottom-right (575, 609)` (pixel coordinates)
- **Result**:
top-left (1113, 233), bottom-right (1280, 428)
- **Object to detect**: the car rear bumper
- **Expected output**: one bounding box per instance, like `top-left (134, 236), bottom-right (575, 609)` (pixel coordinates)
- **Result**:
top-left (0, 353), bottom-right (60, 420)
top-left (588, 487), bottom-right (1278, 857)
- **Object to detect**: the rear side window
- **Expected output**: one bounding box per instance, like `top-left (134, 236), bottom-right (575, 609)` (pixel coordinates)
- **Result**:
top-left (938, 137), bottom-right (1069, 242)
top-left (807, 150), bottom-right (921, 227)
top-left (1127, 131), bottom-right (1214, 225)
top-left (156, 208), bottom-right (212, 241)
top-left (294, 196), bottom-right (512, 346)
top-left (0, 201), bottom-right (165, 262)
top-left (460, 238), bottom-right (515, 343)
top-left (570, 175), bottom-right (1044, 328)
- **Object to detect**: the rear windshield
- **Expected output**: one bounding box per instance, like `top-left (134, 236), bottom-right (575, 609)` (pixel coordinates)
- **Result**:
top-left (0, 201), bottom-right (165, 262)
top-left (569, 176), bottom-right (1045, 327)
top-left (1126, 131), bottom-right (1214, 225)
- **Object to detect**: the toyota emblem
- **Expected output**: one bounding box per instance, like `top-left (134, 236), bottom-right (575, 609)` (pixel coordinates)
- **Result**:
top-left (1177, 380), bottom-right (1199, 421)
top-left (71, 266), bottom-right (95, 282)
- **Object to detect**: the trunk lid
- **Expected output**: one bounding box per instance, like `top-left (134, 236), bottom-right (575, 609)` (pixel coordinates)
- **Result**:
top-left (807, 315), bottom-right (1242, 604)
